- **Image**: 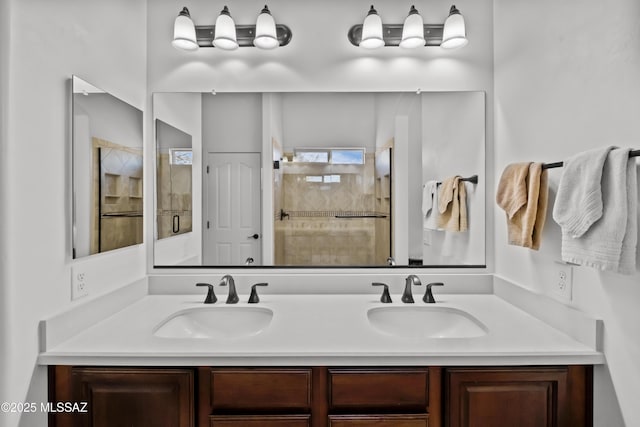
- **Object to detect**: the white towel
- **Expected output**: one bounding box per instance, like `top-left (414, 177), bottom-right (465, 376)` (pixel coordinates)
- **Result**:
top-left (618, 156), bottom-right (638, 274)
top-left (553, 146), bottom-right (614, 238)
top-left (422, 180), bottom-right (440, 230)
top-left (559, 148), bottom-right (635, 273)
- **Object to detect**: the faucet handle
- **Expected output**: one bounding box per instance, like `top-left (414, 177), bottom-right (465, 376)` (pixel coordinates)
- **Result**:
top-left (372, 282), bottom-right (392, 303)
top-left (248, 283), bottom-right (269, 303)
top-left (423, 282), bottom-right (444, 303)
top-left (196, 283), bottom-right (217, 304)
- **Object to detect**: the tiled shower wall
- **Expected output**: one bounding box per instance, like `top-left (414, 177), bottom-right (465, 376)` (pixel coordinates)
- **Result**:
top-left (275, 154), bottom-right (386, 265)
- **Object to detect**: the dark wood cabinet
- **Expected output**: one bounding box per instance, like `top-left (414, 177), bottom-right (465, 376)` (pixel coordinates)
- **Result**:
top-left (208, 368), bottom-right (312, 411)
top-left (445, 366), bottom-right (592, 427)
top-left (209, 415), bottom-right (311, 426)
top-left (326, 368), bottom-right (435, 427)
top-left (328, 414), bottom-right (429, 426)
top-left (328, 368), bottom-right (429, 411)
top-left (198, 368), bottom-right (314, 427)
top-left (49, 366), bottom-right (194, 427)
top-left (49, 365), bottom-right (591, 427)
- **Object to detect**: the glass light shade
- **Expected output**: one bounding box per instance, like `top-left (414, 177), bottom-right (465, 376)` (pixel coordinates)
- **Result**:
top-left (172, 7), bottom-right (198, 51)
top-left (213, 6), bottom-right (239, 50)
top-left (400, 6), bottom-right (425, 48)
top-left (360, 5), bottom-right (384, 49)
top-left (254, 5), bottom-right (279, 49)
top-left (441, 5), bottom-right (468, 49)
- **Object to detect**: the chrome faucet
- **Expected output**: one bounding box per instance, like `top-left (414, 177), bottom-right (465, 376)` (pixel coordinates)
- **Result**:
top-left (401, 275), bottom-right (422, 303)
top-left (245, 257), bottom-right (254, 265)
top-left (219, 274), bottom-right (239, 304)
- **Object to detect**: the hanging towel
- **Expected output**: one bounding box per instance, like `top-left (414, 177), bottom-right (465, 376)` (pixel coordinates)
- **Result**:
top-left (552, 146), bottom-right (614, 238)
top-left (422, 180), bottom-right (440, 230)
top-left (437, 176), bottom-right (468, 232)
top-left (559, 148), bottom-right (633, 272)
top-left (618, 155), bottom-right (638, 274)
top-left (495, 162), bottom-right (531, 218)
top-left (496, 162), bottom-right (549, 250)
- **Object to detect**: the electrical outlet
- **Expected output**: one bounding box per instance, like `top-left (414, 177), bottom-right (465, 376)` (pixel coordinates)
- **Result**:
top-left (71, 266), bottom-right (89, 300)
top-left (551, 261), bottom-right (573, 302)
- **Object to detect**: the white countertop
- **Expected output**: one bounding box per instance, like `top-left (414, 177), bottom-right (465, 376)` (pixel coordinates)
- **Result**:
top-left (38, 293), bottom-right (604, 366)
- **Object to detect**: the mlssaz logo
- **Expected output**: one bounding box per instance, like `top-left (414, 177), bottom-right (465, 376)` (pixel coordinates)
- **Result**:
top-left (42, 401), bottom-right (89, 413)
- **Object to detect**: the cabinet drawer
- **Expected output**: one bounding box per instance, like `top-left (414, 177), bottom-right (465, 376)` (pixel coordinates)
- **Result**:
top-left (329, 414), bottom-right (429, 427)
top-left (210, 368), bottom-right (312, 411)
top-left (210, 415), bottom-right (310, 427)
top-left (328, 369), bottom-right (429, 410)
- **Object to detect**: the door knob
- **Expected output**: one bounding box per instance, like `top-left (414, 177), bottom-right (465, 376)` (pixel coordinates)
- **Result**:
top-left (248, 233), bottom-right (260, 239)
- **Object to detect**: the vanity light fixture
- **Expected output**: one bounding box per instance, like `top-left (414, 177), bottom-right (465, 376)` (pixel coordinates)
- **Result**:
top-left (347, 4), bottom-right (468, 49)
top-left (172, 5), bottom-right (292, 51)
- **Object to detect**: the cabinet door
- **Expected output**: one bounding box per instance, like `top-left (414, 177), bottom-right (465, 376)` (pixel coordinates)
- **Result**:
top-left (445, 366), bottom-right (591, 427)
top-left (329, 414), bottom-right (429, 427)
top-left (210, 415), bottom-right (310, 427)
top-left (68, 367), bottom-right (194, 427)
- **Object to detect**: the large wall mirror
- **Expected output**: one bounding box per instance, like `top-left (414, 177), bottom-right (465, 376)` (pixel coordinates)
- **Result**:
top-left (153, 91), bottom-right (485, 268)
top-left (72, 76), bottom-right (144, 258)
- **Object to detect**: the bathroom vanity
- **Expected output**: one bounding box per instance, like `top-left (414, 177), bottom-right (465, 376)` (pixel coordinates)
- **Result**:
top-left (49, 365), bottom-right (591, 427)
top-left (41, 284), bottom-right (602, 427)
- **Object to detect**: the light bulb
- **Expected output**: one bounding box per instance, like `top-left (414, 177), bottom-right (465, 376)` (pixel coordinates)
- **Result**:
top-left (441, 5), bottom-right (468, 49)
top-left (254, 5), bottom-right (279, 49)
top-left (172, 7), bottom-right (198, 51)
top-left (360, 5), bottom-right (384, 49)
top-left (213, 6), bottom-right (239, 50)
top-left (400, 5), bottom-right (425, 48)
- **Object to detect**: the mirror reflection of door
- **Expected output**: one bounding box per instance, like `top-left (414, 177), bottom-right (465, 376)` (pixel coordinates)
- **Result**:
top-left (204, 152), bottom-right (262, 265)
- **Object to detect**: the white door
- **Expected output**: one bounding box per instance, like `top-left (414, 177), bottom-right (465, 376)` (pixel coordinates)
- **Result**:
top-left (204, 152), bottom-right (262, 265)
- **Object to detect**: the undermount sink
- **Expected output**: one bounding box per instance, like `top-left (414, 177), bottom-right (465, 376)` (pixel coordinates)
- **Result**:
top-left (153, 306), bottom-right (273, 339)
top-left (367, 306), bottom-right (488, 338)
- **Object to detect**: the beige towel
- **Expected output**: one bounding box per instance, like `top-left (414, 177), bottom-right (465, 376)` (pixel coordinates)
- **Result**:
top-left (437, 176), bottom-right (467, 232)
top-left (495, 163), bottom-right (530, 217)
top-left (496, 162), bottom-right (548, 249)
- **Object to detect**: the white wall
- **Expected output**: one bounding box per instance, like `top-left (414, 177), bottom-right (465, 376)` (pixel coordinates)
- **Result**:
top-left (281, 92), bottom-right (377, 152)
top-left (1, 1), bottom-right (147, 426)
top-left (0, 0), bottom-right (11, 412)
top-left (202, 93), bottom-right (263, 153)
top-left (494, 0), bottom-right (640, 425)
top-left (262, 93), bottom-right (286, 265)
top-left (153, 92), bottom-right (202, 265)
